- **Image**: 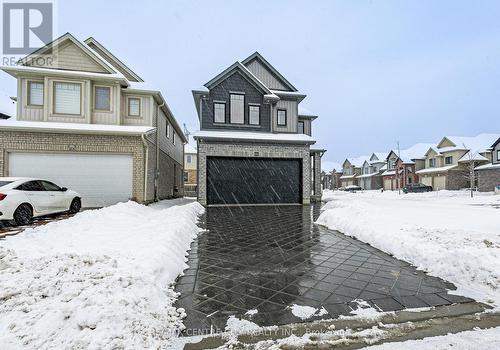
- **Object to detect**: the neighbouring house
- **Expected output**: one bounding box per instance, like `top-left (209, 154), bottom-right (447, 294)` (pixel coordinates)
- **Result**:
top-left (416, 134), bottom-right (499, 191)
top-left (321, 161), bottom-right (343, 190)
top-left (0, 92), bottom-right (16, 119)
top-left (357, 152), bottom-right (386, 190)
top-left (340, 156), bottom-right (367, 188)
top-left (184, 142), bottom-right (197, 197)
top-left (0, 33), bottom-right (186, 207)
top-left (192, 52), bottom-right (324, 205)
top-left (475, 137), bottom-right (500, 192)
top-left (381, 143), bottom-right (432, 190)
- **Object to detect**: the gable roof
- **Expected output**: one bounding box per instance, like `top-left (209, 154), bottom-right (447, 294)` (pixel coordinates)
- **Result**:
top-left (387, 143), bottom-right (435, 164)
top-left (241, 52), bottom-right (297, 92)
top-left (491, 137), bottom-right (500, 149)
top-left (204, 61), bottom-right (273, 95)
top-left (369, 152), bottom-right (387, 163)
top-left (346, 155), bottom-right (369, 168)
top-left (84, 37), bottom-right (143, 82)
top-left (436, 134), bottom-right (500, 153)
top-left (18, 33), bottom-right (116, 74)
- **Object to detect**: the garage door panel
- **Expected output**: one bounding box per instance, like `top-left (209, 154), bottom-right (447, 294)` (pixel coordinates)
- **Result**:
top-left (9, 153), bottom-right (133, 207)
top-left (207, 157), bottom-right (301, 205)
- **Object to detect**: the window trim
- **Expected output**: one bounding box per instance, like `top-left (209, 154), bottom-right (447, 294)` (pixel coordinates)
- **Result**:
top-left (496, 149), bottom-right (500, 162)
top-left (213, 101), bottom-right (226, 124)
top-left (52, 81), bottom-right (83, 116)
top-left (93, 85), bottom-right (112, 112)
top-left (229, 93), bottom-right (245, 125)
top-left (166, 122), bottom-right (171, 138)
top-left (248, 104), bottom-right (260, 126)
top-left (186, 154), bottom-right (192, 163)
top-left (173, 131), bottom-right (176, 145)
top-left (429, 158), bottom-right (436, 168)
top-left (445, 156), bottom-right (453, 165)
top-left (127, 97), bottom-right (141, 117)
top-left (298, 120), bottom-right (305, 134)
top-left (27, 80), bottom-right (44, 107)
top-left (277, 109), bottom-right (287, 126)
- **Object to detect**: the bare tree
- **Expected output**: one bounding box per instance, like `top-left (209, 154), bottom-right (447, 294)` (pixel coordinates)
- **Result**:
top-left (462, 143), bottom-right (478, 198)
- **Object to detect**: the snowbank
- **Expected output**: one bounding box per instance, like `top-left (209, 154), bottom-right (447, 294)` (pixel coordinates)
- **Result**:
top-left (317, 190), bottom-right (500, 305)
top-left (0, 200), bottom-right (204, 349)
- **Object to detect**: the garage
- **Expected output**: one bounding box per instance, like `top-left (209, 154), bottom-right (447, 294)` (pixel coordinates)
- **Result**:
top-left (8, 152), bottom-right (133, 207)
top-left (433, 175), bottom-right (446, 191)
top-left (383, 178), bottom-right (393, 190)
top-left (421, 176), bottom-right (433, 187)
top-left (206, 157), bottom-right (302, 205)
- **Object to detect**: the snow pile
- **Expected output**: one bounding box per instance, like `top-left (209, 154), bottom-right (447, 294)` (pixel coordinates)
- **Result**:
top-left (0, 200), bottom-right (204, 349)
top-left (289, 304), bottom-right (328, 320)
top-left (340, 299), bottom-right (386, 320)
top-left (225, 316), bottom-right (262, 334)
top-left (317, 190), bottom-right (500, 305)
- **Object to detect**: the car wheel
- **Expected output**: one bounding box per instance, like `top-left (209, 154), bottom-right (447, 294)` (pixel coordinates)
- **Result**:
top-left (69, 198), bottom-right (81, 214)
top-left (13, 204), bottom-right (33, 226)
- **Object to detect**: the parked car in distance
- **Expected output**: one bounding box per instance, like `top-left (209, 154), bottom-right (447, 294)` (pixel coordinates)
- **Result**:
top-left (403, 183), bottom-right (433, 193)
top-left (0, 177), bottom-right (81, 226)
top-left (345, 185), bottom-right (362, 192)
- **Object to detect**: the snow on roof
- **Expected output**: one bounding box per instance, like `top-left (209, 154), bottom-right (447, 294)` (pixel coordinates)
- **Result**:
top-left (396, 143), bottom-right (436, 163)
top-left (0, 120), bottom-right (155, 135)
top-left (347, 155), bottom-right (369, 168)
top-left (184, 143), bottom-right (197, 154)
top-left (192, 130), bottom-right (316, 144)
top-left (381, 170), bottom-right (395, 176)
top-left (415, 165), bottom-right (458, 174)
top-left (357, 173), bottom-right (378, 178)
top-left (322, 160), bottom-right (343, 172)
top-left (458, 151), bottom-right (489, 162)
top-left (371, 152), bottom-right (387, 163)
top-left (475, 163), bottom-right (500, 170)
top-left (298, 105), bottom-right (318, 118)
top-left (441, 134), bottom-right (500, 154)
top-left (0, 92), bottom-right (16, 118)
top-left (339, 174), bottom-right (356, 179)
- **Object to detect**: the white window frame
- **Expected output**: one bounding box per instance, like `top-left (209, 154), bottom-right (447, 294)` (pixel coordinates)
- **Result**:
top-left (53, 81), bottom-right (82, 116)
top-left (445, 156), bottom-right (453, 165)
top-left (248, 104), bottom-right (260, 125)
top-left (213, 102), bottom-right (225, 123)
top-left (127, 97), bottom-right (141, 117)
top-left (298, 120), bottom-right (305, 134)
top-left (277, 109), bottom-right (287, 126)
top-left (94, 85), bottom-right (111, 111)
top-left (166, 122), bottom-right (171, 138)
top-left (27, 81), bottom-right (44, 106)
top-left (230, 94), bottom-right (244, 124)
top-left (173, 131), bottom-right (176, 145)
top-left (187, 155), bottom-right (192, 163)
top-left (429, 158), bottom-right (436, 168)
top-left (497, 149), bottom-right (500, 162)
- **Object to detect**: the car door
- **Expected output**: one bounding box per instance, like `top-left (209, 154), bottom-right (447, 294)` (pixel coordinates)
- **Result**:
top-left (40, 180), bottom-right (68, 211)
top-left (17, 180), bottom-right (51, 214)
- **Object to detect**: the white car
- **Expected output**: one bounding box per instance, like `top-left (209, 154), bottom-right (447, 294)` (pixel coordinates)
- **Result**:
top-left (0, 177), bottom-right (81, 226)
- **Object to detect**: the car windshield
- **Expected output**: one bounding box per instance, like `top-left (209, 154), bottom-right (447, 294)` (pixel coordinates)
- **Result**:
top-left (0, 181), bottom-right (13, 187)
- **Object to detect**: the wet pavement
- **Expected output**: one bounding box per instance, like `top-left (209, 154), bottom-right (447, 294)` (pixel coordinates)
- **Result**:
top-left (174, 204), bottom-right (473, 333)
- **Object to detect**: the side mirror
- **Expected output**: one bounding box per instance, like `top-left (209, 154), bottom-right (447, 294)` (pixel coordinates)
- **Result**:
top-left (61, 187), bottom-right (68, 192)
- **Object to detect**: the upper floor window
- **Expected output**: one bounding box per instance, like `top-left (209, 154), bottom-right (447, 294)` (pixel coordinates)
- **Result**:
top-left (230, 94), bottom-right (244, 124)
top-left (128, 98), bottom-right (141, 116)
top-left (94, 86), bottom-right (111, 111)
top-left (429, 158), bottom-right (436, 168)
top-left (214, 102), bottom-right (225, 123)
top-left (298, 121), bottom-right (305, 134)
top-left (249, 105), bottom-right (260, 125)
top-left (173, 132), bottom-right (176, 145)
top-left (389, 160), bottom-right (396, 170)
top-left (54, 82), bottom-right (81, 115)
top-left (28, 81), bottom-right (44, 106)
top-left (277, 109), bottom-right (287, 126)
top-left (497, 149), bottom-right (500, 162)
top-left (186, 155), bottom-right (192, 163)
top-left (166, 123), bottom-right (171, 138)
top-left (445, 156), bottom-right (453, 165)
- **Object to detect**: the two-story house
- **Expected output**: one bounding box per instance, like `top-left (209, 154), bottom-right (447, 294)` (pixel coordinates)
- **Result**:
top-left (191, 52), bottom-right (324, 205)
top-left (416, 134), bottom-right (499, 190)
top-left (0, 33), bottom-right (186, 207)
top-left (340, 156), bottom-right (366, 188)
top-left (357, 153), bottom-right (386, 190)
top-left (474, 137), bottom-right (500, 192)
top-left (184, 143), bottom-right (197, 197)
top-left (382, 143), bottom-right (432, 190)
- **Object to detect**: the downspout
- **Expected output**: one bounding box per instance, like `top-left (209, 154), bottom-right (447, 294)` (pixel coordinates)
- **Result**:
top-left (141, 133), bottom-right (149, 203)
top-left (155, 101), bottom-right (165, 202)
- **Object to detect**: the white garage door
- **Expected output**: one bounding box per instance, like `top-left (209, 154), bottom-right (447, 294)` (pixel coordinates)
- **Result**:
top-left (433, 175), bottom-right (446, 191)
top-left (421, 176), bottom-right (433, 187)
top-left (9, 152), bottom-right (133, 207)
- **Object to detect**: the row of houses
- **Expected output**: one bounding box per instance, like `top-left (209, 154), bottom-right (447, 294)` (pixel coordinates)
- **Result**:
top-left (323, 133), bottom-right (500, 192)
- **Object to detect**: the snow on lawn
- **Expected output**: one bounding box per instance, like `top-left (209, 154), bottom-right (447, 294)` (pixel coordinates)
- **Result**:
top-left (317, 190), bottom-right (500, 305)
top-left (0, 199), bottom-right (204, 349)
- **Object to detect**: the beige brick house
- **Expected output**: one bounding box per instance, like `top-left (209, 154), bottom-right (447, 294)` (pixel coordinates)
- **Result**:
top-left (0, 33), bottom-right (186, 207)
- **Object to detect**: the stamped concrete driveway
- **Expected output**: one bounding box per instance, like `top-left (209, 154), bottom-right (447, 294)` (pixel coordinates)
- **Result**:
top-left (174, 205), bottom-right (473, 334)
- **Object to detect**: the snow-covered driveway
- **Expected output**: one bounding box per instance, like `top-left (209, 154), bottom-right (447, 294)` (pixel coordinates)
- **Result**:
top-left (317, 190), bottom-right (500, 306)
top-left (0, 199), bottom-right (204, 349)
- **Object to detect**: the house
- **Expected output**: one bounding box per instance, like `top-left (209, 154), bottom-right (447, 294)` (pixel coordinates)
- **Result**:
top-left (184, 143), bottom-right (197, 197)
top-left (416, 134), bottom-right (499, 190)
top-left (382, 143), bottom-right (432, 190)
top-left (340, 156), bottom-right (367, 187)
top-left (0, 33), bottom-right (186, 207)
top-left (191, 52), bottom-right (324, 205)
top-left (475, 137), bottom-right (500, 192)
top-left (0, 92), bottom-right (16, 119)
top-left (357, 153), bottom-right (386, 190)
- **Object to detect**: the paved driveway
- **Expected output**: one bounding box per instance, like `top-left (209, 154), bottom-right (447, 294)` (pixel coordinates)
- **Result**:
top-left (174, 205), bottom-right (472, 333)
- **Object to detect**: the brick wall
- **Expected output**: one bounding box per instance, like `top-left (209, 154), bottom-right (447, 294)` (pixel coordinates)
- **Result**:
top-left (197, 140), bottom-right (311, 205)
top-left (477, 168), bottom-right (500, 192)
top-left (0, 130), bottom-right (146, 202)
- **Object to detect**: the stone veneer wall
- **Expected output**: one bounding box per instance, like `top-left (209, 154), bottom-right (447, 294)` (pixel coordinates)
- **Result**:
top-left (477, 168), bottom-right (500, 192)
top-left (446, 169), bottom-right (470, 190)
top-left (311, 152), bottom-right (322, 202)
top-left (197, 140), bottom-right (311, 205)
top-left (0, 130), bottom-right (147, 202)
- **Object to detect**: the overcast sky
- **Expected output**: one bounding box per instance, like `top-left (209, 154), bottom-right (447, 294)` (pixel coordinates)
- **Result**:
top-left (1, 0), bottom-right (499, 169)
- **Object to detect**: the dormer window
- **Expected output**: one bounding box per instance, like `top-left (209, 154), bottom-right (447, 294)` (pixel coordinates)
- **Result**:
top-left (28, 81), bottom-right (44, 106)
top-left (230, 94), bottom-right (244, 124)
top-left (277, 109), bottom-right (287, 126)
top-left (214, 102), bottom-right (225, 123)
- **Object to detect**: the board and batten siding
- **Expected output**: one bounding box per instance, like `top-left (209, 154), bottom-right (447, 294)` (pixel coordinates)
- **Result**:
top-left (155, 101), bottom-right (184, 166)
top-left (91, 83), bottom-right (121, 125)
top-left (29, 41), bottom-right (108, 73)
top-left (245, 59), bottom-right (288, 91)
top-left (17, 77), bottom-right (44, 121)
top-left (274, 99), bottom-right (298, 133)
top-left (121, 93), bottom-right (153, 126)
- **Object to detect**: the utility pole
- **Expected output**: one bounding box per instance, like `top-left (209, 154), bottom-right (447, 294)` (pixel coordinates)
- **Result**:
top-left (397, 141), bottom-right (401, 195)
